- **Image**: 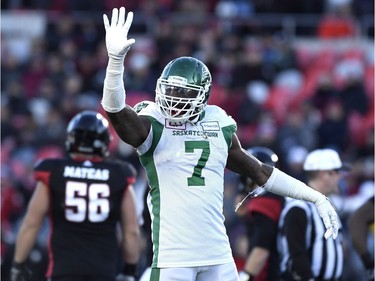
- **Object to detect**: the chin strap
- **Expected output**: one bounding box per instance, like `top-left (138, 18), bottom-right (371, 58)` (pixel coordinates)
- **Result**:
top-left (186, 117), bottom-right (210, 140)
top-left (235, 187), bottom-right (266, 212)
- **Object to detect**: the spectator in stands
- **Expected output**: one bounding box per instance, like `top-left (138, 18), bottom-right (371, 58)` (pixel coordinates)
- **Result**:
top-left (339, 71), bottom-right (369, 117)
top-left (317, 98), bottom-right (349, 153)
top-left (317, 3), bottom-right (357, 38)
top-left (311, 74), bottom-right (339, 111)
top-left (277, 108), bottom-right (317, 164)
top-left (285, 145), bottom-right (308, 182)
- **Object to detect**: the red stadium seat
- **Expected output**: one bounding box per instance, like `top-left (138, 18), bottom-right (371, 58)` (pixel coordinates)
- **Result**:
top-left (365, 66), bottom-right (374, 100)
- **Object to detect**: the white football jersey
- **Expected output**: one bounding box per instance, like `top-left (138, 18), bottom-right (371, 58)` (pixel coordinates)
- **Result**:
top-left (135, 102), bottom-right (237, 268)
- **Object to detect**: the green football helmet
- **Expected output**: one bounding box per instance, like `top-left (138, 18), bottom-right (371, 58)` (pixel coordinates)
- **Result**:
top-left (155, 56), bottom-right (212, 123)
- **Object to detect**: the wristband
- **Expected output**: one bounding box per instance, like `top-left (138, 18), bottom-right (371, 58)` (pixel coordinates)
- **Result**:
top-left (11, 261), bottom-right (32, 281)
top-left (12, 261), bottom-right (28, 270)
top-left (102, 57), bottom-right (126, 113)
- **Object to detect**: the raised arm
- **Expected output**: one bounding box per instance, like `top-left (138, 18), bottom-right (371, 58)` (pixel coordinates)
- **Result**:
top-left (102, 7), bottom-right (150, 147)
top-left (228, 134), bottom-right (339, 240)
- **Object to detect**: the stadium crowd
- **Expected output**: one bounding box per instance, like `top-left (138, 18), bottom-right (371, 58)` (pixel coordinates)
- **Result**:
top-left (1, 0), bottom-right (374, 280)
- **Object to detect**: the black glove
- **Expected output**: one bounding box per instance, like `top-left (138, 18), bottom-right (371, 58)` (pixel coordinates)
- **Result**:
top-left (10, 262), bottom-right (32, 281)
top-left (116, 263), bottom-right (137, 281)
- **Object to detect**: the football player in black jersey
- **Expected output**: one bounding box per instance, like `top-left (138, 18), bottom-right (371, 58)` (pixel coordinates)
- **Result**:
top-left (236, 147), bottom-right (285, 281)
top-left (11, 110), bottom-right (141, 281)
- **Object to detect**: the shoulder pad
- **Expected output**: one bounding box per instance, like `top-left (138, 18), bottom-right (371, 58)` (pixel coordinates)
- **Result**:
top-left (204, 105), bottom-right (237, 128)
top-left (34, 158), bottom-right (57, 171)
top-left (113, 159), bottom-right (137, 178)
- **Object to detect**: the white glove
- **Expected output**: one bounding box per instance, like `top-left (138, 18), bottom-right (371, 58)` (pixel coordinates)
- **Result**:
top-left (103, 7), bottom-right (135, 60)
top-left (315, 196), bottom-right (339, 239)
top-left (115, 274), bottom-right (136, 281)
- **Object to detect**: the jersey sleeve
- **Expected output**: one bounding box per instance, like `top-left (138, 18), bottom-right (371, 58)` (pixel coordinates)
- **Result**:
top-left (34, 159), bottom-right (55, 186)
top-left (246, 196), bottom-right (283, 250)
top-left (133, 101), bottom-right (164, 155)
top-left (247, 196), bottom-right (283, 222)
top-left (125, 162), bottom-right (137, 185)
top-left (116, 160), bottom-right (137, 185)
top-left (214, 106), bottom-right (237, 148)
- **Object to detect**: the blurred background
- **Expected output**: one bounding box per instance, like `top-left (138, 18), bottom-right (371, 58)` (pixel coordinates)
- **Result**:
top-left (1, 0), bottom-right (374, 280)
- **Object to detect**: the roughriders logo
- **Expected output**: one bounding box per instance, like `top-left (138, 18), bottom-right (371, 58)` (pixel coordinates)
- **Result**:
top-left (165, 120), bottom-right (186, 130)
top-left (133, 101), bottom-right (150, 113)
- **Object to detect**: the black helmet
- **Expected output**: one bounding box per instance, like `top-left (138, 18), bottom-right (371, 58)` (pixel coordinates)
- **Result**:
top-left (247, 146), bottom-right (278, 166)
top-left (65, 110), bottom-right (111, 157)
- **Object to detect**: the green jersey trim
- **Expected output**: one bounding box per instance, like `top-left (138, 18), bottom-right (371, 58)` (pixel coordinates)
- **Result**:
top-left (197, 110), bottom-right (206, 122)
top-left (138, 116), bottom-right (164, 267)
top-left (221, 124), bottom-right (237, 148)
top-left (150, 268), bottom-right (161, 280)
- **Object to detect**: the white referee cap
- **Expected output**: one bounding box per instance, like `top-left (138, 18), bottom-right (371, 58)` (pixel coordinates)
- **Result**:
top-left (303, 148), bottom-right (351, 171)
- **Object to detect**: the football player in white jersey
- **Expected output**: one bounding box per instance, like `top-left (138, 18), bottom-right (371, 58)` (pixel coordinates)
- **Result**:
top-left (101, 7), bottom-right (339, 281)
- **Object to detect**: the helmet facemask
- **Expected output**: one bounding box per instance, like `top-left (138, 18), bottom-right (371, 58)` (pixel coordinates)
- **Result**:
top-left (156, 76), bottom-right (208, 123)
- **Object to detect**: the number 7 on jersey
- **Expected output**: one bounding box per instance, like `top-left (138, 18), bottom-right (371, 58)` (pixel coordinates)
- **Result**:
top-left (185, 140), bottom-right (210, 186)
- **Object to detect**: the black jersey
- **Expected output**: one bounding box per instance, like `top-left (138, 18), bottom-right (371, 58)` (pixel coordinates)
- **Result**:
top-left (34, 157), bottom-right (136, 279)
top-left (244, 192), bottom-right (285, 281)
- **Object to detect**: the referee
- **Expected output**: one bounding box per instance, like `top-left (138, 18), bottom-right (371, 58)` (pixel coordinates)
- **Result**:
top-left (277, 148), bottom-right (349, 281)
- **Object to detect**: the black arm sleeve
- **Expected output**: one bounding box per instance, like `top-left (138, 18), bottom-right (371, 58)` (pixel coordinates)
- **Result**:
top-left (284, 207), bottom-right (314, 280)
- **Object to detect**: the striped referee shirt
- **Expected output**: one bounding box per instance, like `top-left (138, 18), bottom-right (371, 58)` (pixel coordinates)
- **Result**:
top-left (277, 198), bottom-right (343, 281)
